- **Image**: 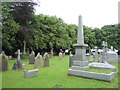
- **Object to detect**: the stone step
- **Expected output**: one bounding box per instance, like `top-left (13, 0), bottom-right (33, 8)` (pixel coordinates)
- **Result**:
top-left (73, 61), bottom-right (88, 66)
top-left (72, 66), bottom-right (89, 71)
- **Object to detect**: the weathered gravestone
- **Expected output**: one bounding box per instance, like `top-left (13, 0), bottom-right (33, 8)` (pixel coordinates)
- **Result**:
top-left (107, 50), bottom-right (118, 63)
top-left (51, 49), bottom-right (53, 58)
top-left (86, 53), bottom-right (90, 63)
top-left (111, 46), bottom-right (114, 51)
top-left (24, 69), bottom-right (39, 78)
top-left (43, 53), bottom-right (49, 67)
top-left (29, 51), bottom-right (35, 64)
top-left (34, 53), bottom-right (43, 68)
top-left (101, 41), bottom-right (108, 62)
top-left (63, 52), bottom-right (65, 56)
top-left (12, 49), bottom-right (23, 71)
top-left (94, 47), bottom-right (99, 62)
top-left (59, 52), bottom-right (62, 60)
top-left (69, 51), bottom-right (72, 55)
top-left (69, 54), bottom-right (75, 67)
top-left (0, 51), bottom-right (8, 71)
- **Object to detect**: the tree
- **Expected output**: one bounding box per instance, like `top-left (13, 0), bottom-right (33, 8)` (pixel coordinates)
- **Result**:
top-left (2, 3), bottom-right (20, 55)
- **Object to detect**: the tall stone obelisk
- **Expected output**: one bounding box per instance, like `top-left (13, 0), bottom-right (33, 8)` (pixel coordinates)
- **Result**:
top-left (73, 15), bottom-right (88, 61)
top-left (71, 15), bottom-right (89, 70)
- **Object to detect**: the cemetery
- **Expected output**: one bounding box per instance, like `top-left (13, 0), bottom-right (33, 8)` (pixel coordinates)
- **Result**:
top-left (1, 0), bottom-right (120, 89)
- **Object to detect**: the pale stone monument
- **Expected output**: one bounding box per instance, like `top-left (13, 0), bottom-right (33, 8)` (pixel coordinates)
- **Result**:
top-left (69, 54), bottom-right (75, 67)
top-left (94, 46), bottom-right (99, 62)
top-left (29, 51), bottom-right (35, 64)
top-left (12, 49), bottom-right (23, 71)
top-left (86, 53), bottom-right (90, 63)
top-left (15, 49), bottom-right (22, 61)
top-left (0, 51), bottom-right (8, 71)
top-left (23, 41), bottom-right (26, 54)
top-left (107, 46), bottom-right (118, 63)
top-left (43, 53), bottom-right (49, 67)
top-left (69, 51), bottom-right (72, 55)
top-left (17, 49), bottom-right (22, 61)
top-left (111, 46), bottom-right (114, 51)
top-left (59, 52), bottom-right (63, 59)
top-left (63, 52), bottom-right (65, 56)
top-left (51, 49), bottom-right (53, 57)
top-left (69, 15), bottom-right (89, 71)
top-left (101, 41), bottom-right (108, 62)
top-left (68, 15), bottom-right (117, 82)
top-left (34, 53), bottom-right (43, 68)
top-left (24, 69), bottom-right (38, 78)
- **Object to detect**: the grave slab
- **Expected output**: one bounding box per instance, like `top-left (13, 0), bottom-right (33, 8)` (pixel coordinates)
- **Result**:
top-left (24, 69), bottom-right (38, 78)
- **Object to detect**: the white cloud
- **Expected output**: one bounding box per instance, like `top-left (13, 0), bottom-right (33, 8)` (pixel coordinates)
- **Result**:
top-left (35, 0), bottom-right (119, 28)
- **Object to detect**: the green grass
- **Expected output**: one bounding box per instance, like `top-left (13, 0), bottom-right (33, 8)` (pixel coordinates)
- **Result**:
top-left (2, 55), bottom-right (119, 88)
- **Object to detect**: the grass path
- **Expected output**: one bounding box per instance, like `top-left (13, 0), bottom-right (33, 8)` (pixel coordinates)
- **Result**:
top-left (2, 55), bottom-right (119, 88)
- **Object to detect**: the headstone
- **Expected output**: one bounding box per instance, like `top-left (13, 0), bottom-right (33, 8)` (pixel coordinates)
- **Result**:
top-left (12, 61), bottom-right (23, 71)
top-left (69, 51), bottom-right (72, 55)
top-left (34, 53), bottom-right (43, 68)
top-left (69, 54), bottom-right (75, 67)
top-left (51, 49), bottom-right (53, 57)
top-left (86, 53), bottom-right (90, 63)
top-left (101, 41), bottom-right (108, 62)
top-left (111, 46), bottom-right (114, 51)
top-left (23, 41), bottom-right (26, 54)
top-left (29, 51), bottom-right (35, 64)
top-left (63, 52), bottom-right (65, 56)
top-left (24, 69), bottom-right (38, 78)
top-left (0, 51), bottom-right (8, 71)
top-left (43, 53), bottom-right (49, 67)
top-left (59, 52), bottom-right (63, 59)
top-left (94, 46), bottom-right (99, 62)
top-left (12, 49), bottom-right (23, 71)
top-left (15, 49), bottom-right (22, 61)
top-left (107, 51), bottom-right (118, 63)
top-left (98, 53), bottom-right (102, 62)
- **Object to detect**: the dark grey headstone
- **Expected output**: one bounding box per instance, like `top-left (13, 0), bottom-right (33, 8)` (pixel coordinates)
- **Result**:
top-left (69, 55), bottom-right (75, 67)
top-left (12, 61), bottom-right (23, 71)
top-left (29, 51), bottom-right (35, 64)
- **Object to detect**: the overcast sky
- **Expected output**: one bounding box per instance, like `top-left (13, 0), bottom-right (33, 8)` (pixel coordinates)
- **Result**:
top-left (34, 0), bottom-right (119, 28)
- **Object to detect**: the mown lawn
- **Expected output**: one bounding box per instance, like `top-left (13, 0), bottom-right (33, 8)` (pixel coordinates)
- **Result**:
top-left (2, 55), bottom-right (119, 88)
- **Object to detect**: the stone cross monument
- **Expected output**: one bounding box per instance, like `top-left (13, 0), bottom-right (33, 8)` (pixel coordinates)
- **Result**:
top-left (23, 41), bottom-right (26, 54)
top-left (71, 15), bottom-right (89, 70)
top-left (15, 49), bottom-right (22, 61)
top-left (12, 49), bottom-right (23, 71)
top-left (94, 46), bottom-right (99, 62)
top-left (111, 46), bottom-right (114, 51)
top-left (102, 41), bottom-right (108, 62)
